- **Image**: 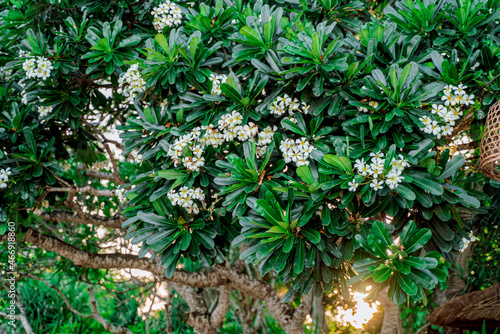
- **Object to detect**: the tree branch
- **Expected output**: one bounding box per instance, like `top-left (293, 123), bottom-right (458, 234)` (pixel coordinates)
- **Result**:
top-left (86, 282), bottom-right (134, 334)
top-left (25, 274), bottom-right (90, 318)
top-left (104, 143), bottom-right (126, 185)
top-left (0, 311), bottom-right (21, 320)
top-left (211, 285), bottom-right (231, 328)
top-left (4, 229), bottom-right (226, 286)
top-left (0, 275), bottom-right (34, 334)
top-left (40, 211), bottom-right (125, 229)
top-left (4, 229), bottom-right (308, 333)
top-left (171, 283), bottom-right (211, 333)
top-left (85, 170), bottom-right (126, 185)
top-left (48, 186), bottom-right (116, 197)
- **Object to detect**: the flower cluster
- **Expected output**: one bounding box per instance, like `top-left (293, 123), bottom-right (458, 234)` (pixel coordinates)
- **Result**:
top-left (167, 127), bottom-right (208, 171)
top-left (0, 67), bottom-right (13, 81)
top-left (167, 111), bottom-right (275, 170)
top-left (350, 152), bottom-right (409, 192)
top-left (269, 94), bottom-right (310, 116)
top-left (460, 231), bottom-right (478, 253)
top-left (37, 105), bottom-right (53, 118)
top-left (151, 1), bottom-right (182, 33)
top-left (21, 91), bottom-right (28, 104)
top-left (357, 101), bottom-right (379, 113)
top-left (91, 160), bottom-right (111, 171)
top-left (279, 137), bottom-right (314, 167)
top-left (116, 188), bottom-right (127, 204)
top-left (167, 187), bottom-right (205, 214)
top-left (117, 64), bottom-right (146, 104)
top-left (0, 168), bottom-right (11, 189)
top-left (256, 125), bottom-right (277, 155)
top-left (209, 73), bottom-right (228, 95)
top-left (419, 84), bottom-right (474, 138)
top-left (22, 56), bottom-right (54, 80)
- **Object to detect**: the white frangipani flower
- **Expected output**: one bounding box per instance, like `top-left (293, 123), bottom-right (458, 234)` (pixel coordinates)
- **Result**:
top-left (270, 95), bottom-right (310, 116)
top-left (348, 181), bottom-right (358, 191)
top-left (152, 1), bottom-right (183, 32)
top-left (167, 187), bottom-right (205, 214)
top-left (22, 56), bottom-right (54, 79)
top-left (279, 137), bottom-right (313, 167)
top-left (117, 64), bottom-right (146, 104)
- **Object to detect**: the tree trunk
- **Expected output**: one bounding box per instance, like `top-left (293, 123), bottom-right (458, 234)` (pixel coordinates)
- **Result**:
top-left (378, 288), bottom-right (403, 334)
top-left (312, 293), bottom-right (329, 334)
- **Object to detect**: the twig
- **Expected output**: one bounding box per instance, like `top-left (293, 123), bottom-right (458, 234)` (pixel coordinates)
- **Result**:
top-left (415, 322), bottom-right (431, 334)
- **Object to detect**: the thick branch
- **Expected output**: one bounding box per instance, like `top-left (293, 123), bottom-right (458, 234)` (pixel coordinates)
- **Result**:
top-left (6, 229), bottom-right (226, 286)
top-left (48, 186), bottom-right (116, 197)
top-left (41, 211), bottom-right (125, 229)
top-left (85, 170), bottom-right (125, 185)
top-left (5, 229), bottom-right (307, 333)
top-left (211, 285), bottom-right (231, 328)
top-left (171, 283), bottom-right (211, 333)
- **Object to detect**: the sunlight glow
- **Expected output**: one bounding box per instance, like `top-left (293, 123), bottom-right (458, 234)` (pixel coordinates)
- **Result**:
top-left (328, 289), bottom-right (380, 329)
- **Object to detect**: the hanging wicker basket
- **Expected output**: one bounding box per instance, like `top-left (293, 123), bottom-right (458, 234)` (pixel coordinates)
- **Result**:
top-left (480, 100), bottom-right (500, 181)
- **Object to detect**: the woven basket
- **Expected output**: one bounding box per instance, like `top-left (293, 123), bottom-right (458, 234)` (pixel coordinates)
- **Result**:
top-left (480, 100), bottom-right (500, 181)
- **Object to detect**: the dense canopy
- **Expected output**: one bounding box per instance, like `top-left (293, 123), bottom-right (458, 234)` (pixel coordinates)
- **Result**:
top-left (1, 0), bottom-right (500, 333)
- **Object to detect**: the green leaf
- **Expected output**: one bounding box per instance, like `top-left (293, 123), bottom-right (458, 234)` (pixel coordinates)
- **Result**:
top-left (408, 139), bottom-right (434, 159)
top-left (23, 128), bottom-right (36, 155)
top-left (137, 211), bottom-right (173, 226)
top-left (323, 154), bottom-right (352, 173)
top-left (195, 231), bottom-right (215, 249)
top-left (403, 257), bottom-right (428, 269)
top-left (367, 235), bottom-right (389, 259)
top-left (255, 199), bottom-right (282, 226)
top-left (157, 170), bottom-right (186, 180)
top-left (293, 241), bottom-right (305, 274)
top-left (397, 273), bottom-right (418, 296)
top-left (387, 277), bottom-right (407, 305)
top-left (373, 266), bottom-right (392, 282)
top-left (240, 26), bottom-right (263, 44)
top-left (384, 144), bottom-right (396, 171)
top-left (117, 35), bottom-right (141, 49)
top-left (372, 221), bottom-right (391, 246)
top-left (404, 229), bottom-right (431, 253)
top-left (409, 173), bottom-right (443, 196)
top-left (408, 269), bottom-right (438, 290)
top-left (282, 119), bottom-right (306, 136)
top-left (220, 83), bottom-right (242, 102)
top-left (353, 258), bottom-right (384, 272)
top-left (283, 236), bottom-right (295, 253)
top-left (155, 34), bottom-right (170, 54)
top-left (399, 220), bottom-right (417, 245)
top-left (302, 228), bottom-right (321, 244)
top-left (439, 155), bottom-right (465, 180)
top-left (396, 185), bottom-right (416, 201)
top-left (297, 165), bottom-right (315, 185)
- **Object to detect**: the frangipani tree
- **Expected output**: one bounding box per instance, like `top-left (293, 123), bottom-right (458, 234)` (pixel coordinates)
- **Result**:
top-left (1, 0), bottom-right (499, 333)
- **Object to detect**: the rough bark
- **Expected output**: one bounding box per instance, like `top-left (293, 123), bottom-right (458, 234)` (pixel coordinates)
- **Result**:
top-left (433, 240), bottom-right (474, 334)
top-left (312, 293), bottom-right (329, 334)
top-left (47, 185), bottom-right (116, 197)
top-left (378, 288), bottom-right (403, 334)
